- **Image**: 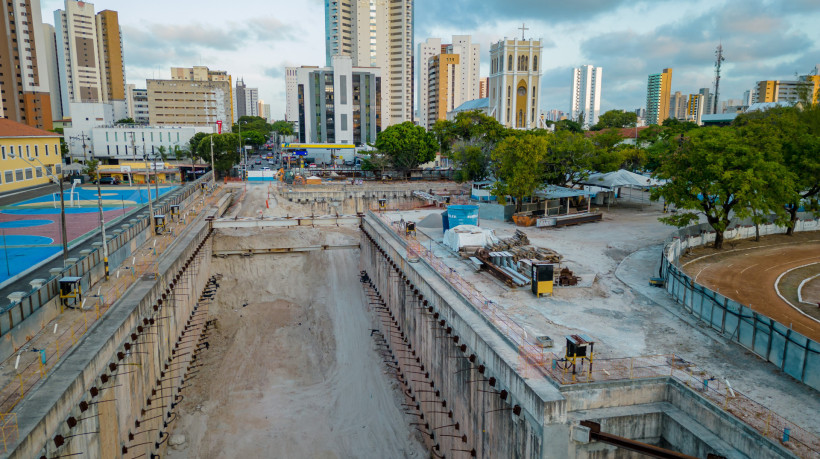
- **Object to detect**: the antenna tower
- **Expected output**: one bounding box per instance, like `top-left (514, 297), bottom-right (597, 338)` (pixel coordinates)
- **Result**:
top-left (713, 44), bottom-right (724, 114)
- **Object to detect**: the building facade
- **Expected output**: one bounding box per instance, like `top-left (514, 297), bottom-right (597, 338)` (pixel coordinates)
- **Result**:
top-left (148, 67), bottom-right (233, 130)
top-left (669, 91), bottom-right (685, 120)
top-left (685, 93), bottom-right (705, 125)
top-left (63, 124), bottom-right (212, 163)
top-left (488, 38), bottom-right (543, 129)
top-left (126, 84), bottom-right (149, 124)
top-left (479, 77), bottom-right (488, 98)
top-left (285, 67), bottom-right (302, 136)
top-left (0, 118), bottom-right (62, 193)
top-left (0, 0), bottom-right (54, 130)
top-left (645, 68), bottom-right (672, 125)
top-left (426, 54), bottom-right (460, 127)
top-left (324, 0), bottom-right (413, 126)
top-left (571, 64), bottom-right (602, 128)
top-left (418, 35), bottom-right (481, 129)
top-left (95, 10), bottom-right (125, 103)
top-left (755, 75), bottom-right (820, 104)
top-left (235, 78), bottom-right (259, 118)
top-left (290, 56), bottom-right (381, 146)
top-left (698, 88), bottom-right (714, 115)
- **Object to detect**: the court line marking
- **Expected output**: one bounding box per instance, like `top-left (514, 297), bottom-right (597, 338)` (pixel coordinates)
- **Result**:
top-left (681, 239), bottom-right (820, 268)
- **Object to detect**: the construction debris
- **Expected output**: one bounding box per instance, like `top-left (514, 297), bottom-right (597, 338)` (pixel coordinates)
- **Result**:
top-left (558, 267), bottom-right (580, 286)
top-left (486, 230), bottom-right (562, 263)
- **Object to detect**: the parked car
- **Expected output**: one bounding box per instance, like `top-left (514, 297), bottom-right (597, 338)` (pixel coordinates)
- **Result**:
top-left (309, 163), bottom-right (317, 168)
top-left (92, 177), bottom-right (120, 185)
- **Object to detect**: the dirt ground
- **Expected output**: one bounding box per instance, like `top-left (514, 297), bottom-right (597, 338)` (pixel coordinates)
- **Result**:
top-left (164, 214), bottom-right (425, 457)
top-left (681, 233), bottom-right (820, 341)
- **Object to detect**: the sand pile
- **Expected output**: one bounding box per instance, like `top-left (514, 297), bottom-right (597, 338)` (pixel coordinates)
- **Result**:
top-left (165, 227), bottom-right (424, 458)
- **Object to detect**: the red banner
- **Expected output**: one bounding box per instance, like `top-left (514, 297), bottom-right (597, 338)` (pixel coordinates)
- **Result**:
top-left (216, 120), bottom-right (222, 134)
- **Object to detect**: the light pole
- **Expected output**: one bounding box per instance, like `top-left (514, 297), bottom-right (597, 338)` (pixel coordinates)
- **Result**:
top-left (89, 161), bottom-right (110, 280)
top-left (12, 153), bottom-right (68, 267)
top-left (237, 120), bottom-right (249, 181)
top-left (142, 151), bottom-right (155, 235)
top-left (69, 132), bottom-right (92, 163)
top-left (209, 134), bottom-right (216, 187)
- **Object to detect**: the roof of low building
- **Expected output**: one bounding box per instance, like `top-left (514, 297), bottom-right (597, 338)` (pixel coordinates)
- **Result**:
top-left (584, 126), bottom-right (649, 139)
top-left (0, 118), bottom-right (62, 138)
top-left (452, 98), bottom-right (490, 112)
top-left (701, 113), bottom-right (738, 123)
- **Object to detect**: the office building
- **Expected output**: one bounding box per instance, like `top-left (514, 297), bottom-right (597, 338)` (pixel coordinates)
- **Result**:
top-left (288, 56), bottom-right (381, 146)
top-left (126, 84), bottom-right (149, 124)
top-left (669, 91), bottom-right (685, 120)
top-left (64, 124), bottom-right (212, 162)
top-left (698, 88), bottom-right (714, 115)
top-left (488, 37), bottom-right (543, 129)
top-left (0, 0), bottom-right (54, 130)
top-left (685, 93), bottom-right (705, 125)
top-left (235, 78), bottom-right (259, 118)
top-left (148, 66), bottom-right (233, 130)
top-left (646, 68), bottom-right (672, 125)
top-left (418, 35), bottom-right (481, 129)
top-left (285, 67), bottom-right (301, 136)
top-left (755, 74), bottom-right (820, 104)
top-left (571, 65), bottom-right (602, 128)
top-left (324, 0), bottom-right (413, 126)
top-left (0, 119), bottom-right (62, 193)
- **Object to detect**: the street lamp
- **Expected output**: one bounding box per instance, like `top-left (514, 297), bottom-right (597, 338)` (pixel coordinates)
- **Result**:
top-left (10, 153), bottom-right (68, 267)
top-left (237, 120), bottom-right (249, 181)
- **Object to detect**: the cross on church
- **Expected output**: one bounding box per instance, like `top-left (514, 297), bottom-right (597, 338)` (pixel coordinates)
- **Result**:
top-left (519, 23), bottom-right (529, 40)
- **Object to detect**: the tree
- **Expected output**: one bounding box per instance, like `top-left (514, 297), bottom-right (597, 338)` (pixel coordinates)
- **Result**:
top-left (115, 118), bottom-right (135, 124)
top-left (233, 116), bottom-right (271, 135)
top-left (451, 144), bottom-right (490, 182)
top-left (544, 130), bottom-right (595, 186)
top-left (588, 129), bottom-right (626, 172)
top-left (83, 159), bottom-right (100, 180)
top-left (591, 110), bottom-right (637, 130)
top-left (374, 122), bottom-right (437, 178)
top-left (490, 134), bottom-right (548, 212)
top-left (188, 132), bottom-right (210, 162)
top-left (554, 119), bottom-right (583, 133)
top-left (157, 146), bottom-right (169, 162)
top-left (360, 151), bottom-right (391, 177)
top-left (436, 111), bottom-right (508, 181)
top-left (241, 130), bottom-right (266, 147)
top-left (270, 120), bottom-right (294, 137)
top-left (196, 133), bottom-right (240, 176)
top-left (173, 145), bottom-right (189, 162)
top-left (650, 127), bottom-right (791, 249)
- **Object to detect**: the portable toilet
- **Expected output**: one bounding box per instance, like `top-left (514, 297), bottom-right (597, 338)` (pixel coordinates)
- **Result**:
top-left (154, 215), bottom-right (166, 234)
top-left (170, 205), bottom-right (180, 221)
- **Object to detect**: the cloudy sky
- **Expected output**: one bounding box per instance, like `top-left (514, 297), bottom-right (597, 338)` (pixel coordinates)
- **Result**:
top-left (41, 0), bottom-right (820, 120)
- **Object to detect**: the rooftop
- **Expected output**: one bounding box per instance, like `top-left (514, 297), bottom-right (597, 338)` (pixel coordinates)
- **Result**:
top-left (0, 119), bottom-right (61, 138)
top-left (452, 98), bottom-right (489, 112)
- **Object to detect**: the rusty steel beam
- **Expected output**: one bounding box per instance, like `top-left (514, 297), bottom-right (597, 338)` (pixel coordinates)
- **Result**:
top-left (580, 421), bottom-right (724, 459)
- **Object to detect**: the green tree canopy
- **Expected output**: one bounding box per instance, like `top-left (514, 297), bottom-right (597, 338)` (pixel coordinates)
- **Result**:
top-left (554, 119), bottom-right (583, 133)
top-left (491, 134), bottom-right (548, 212)
top-left (588, 129), bottom-right (626, 172)
top-left (270, 120), bottom-right (294, 136)
top-left (591, 110), bottom-right (637, 130)
top-left (197, 133), bottom-right (240, 176)
top-left (374, 121), bottom-right (437, 178)
top-left (115, 118), bottom-right (136, 124)
top-left (651, 126), bottom-right (793, 249)
top-left (544, 130), bottom-right (595, 186)
top-left (188, 132), bottom-right (211, 162)
top-left (241, 130), bottom-right (266, 146)
top-left (234, 116), bottom-right (271, 135)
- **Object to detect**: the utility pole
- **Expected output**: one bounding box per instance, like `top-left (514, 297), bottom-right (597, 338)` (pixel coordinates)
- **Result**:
top-left (92, 163), bottom-right (109, 280)
top-left (210, 134), bottom-right (216, 186)
top-left (713, 43), bottom-right (725, 115)
top-left (142, 142), bottom-right (155, 234)
top-left (69, 132), bottom-right (92, 163)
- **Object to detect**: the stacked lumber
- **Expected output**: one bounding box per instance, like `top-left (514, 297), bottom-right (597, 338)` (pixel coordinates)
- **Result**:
top-left (486, 231), bottom-right (562, 263)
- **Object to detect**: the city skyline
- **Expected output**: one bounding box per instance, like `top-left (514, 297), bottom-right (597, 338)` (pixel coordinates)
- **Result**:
top-left (34, 0), bottom-right (820, 121)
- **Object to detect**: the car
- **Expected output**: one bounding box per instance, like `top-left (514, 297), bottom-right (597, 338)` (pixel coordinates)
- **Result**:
top-left (93, 177), bottom-right (120, 185)
top-left (255, 160), bottom-right (262, 165)
top-left (308, 163), bottom-right (317, 168)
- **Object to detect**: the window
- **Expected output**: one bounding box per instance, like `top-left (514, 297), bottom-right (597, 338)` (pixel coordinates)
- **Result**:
top-left (45, 144), bottom-right (49, 156)
top-left (25, 168), bottom-right (33, 180)
top-left (4, 171), bottom-right (12, 183)
top-left (34, 145), bottom-right (38, 157)
top-left (115, 132), bottom-right (118, 141)
top-left (18, 145), bottom-right (22, 157)
top-left (35, 167), bottom-right (42, 178)
top-left (106, 132), bottom-right (109, 141)
top-left (1, 146), bottom-right (4, 159)
top-left (55, 164), bottom-right (61, 175)
top-left (25, 145), bottom-right (30, 158)
top-left (46, 165), bottom-right (53, 176)
top-left (15, 169), bottom-right (23, 181)
top-left (533, 55), bottom-right (538, 71)
top-left (507, 55), bottom-right (512, 71)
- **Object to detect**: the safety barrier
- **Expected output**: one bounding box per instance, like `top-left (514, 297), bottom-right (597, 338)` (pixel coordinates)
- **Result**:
top-left (369, 211), bottom-right (820, 458)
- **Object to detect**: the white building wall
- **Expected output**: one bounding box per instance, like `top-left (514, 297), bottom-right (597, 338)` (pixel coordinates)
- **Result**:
top-left (285, 67), bottom-right (300, 135)
top-left (55, 0), bottom-right (105, 113)
top-left (41, 23), bottom-right (63, 120)
top-left (418, 38), bottom-right (441, 129)
top-left (571, 64), bottom-right (602, 128)
top-left (64, 125), bottom-right (213, 161)
top-left (488, 39), bottom-right (542, 129)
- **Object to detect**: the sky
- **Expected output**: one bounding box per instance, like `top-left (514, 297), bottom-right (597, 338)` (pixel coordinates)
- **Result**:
top-left (40, 0), bottom-right (820, 120)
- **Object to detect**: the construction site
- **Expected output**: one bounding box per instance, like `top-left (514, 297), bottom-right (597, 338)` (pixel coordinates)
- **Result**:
top-left (1, 178), bottom-right (819, 458)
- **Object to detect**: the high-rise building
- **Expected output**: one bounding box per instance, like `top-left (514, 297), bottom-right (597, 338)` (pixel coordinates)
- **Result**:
top-left (285, 67), bottom-right (302, 137)
top-left (287, 56), bottom-right (381, 146)
top-left (126, 84), bottom-right (149, 124)
top-left (685, 93), bottom-right (705, 125)
top-left (571, 64), bottom-right (602, 128)
top-left (418, 35), bottom-right (481, 128)
top-left (235, 79), bottom-right (259, 118)
top-left (646, 68), bottom-right (672, 125)
top-left (488, 37), bottom-right (543, 129)
top-left (40, 23), bottom-right (63, 121)
top-left (479, 77), bottom-right (489, 99)
top-left (95, 10), bottom-right (125, 103)
top-left (324, 0), bottom-right (413, 126)
top-left (0, 0), bottom-right (53, 130)
top-left (698, 88), bottom-right (714, 115)
top-left (669, 91), bottom-right (685, 120)
top-left (147, 66), bottom-right (233, 129)
top-left (742, 89), bottom-right (753, 107)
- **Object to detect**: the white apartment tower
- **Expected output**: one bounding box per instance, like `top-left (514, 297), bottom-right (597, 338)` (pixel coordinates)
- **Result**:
top-left (571, 65), bottom-right (602, 128)
top-left (285, 67), bottom-right (301, 137)
top-left (54, 1), bottom-right (104, 112)
top-left (235, 78), bottom-right (259, 118)
top-left (418, 35), bottom-right (481, 129)
top-left (324, 0), bottom-right (413, 126)
top-left (488, 37), bottom-right (543, 129)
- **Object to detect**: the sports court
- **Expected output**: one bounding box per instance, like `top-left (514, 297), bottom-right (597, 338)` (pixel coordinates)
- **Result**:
top-left (0, 185), bottom-right (175, 283)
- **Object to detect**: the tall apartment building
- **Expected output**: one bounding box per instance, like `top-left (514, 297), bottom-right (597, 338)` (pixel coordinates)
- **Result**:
top-left (324, 0), bottom-right (412, 126)
top-left (645, 68), bottom-right (672, 125)
top-left (40, 23), bottom-right (63, 121)
top-left (698, 88), bottom-right (714, 115)
top-left (488, 38), bottom-right (543, 129)
top-left (426, 54), bottom-right (459, 127)
top-left (147, 66), bottom-right (233, 129)
top-left (0, 0), bottom-right (53, 130)
top-left (235, 79), bottom-right (259, 118)
top-left (126, 84), bottom-right (149, 124)
top-left (287, 56), bottom-right (381, 146)
top-left (669, 91), bottom-right (685, 120)
top-left (570, 64), bottom-right (602, 128)
top-left (285, 67), bottom-right (302, 136)
top-left (54, 1), bottom-right (125, 119)
top-left (685, 93), bottom-right (705, 125)
top-left (417, 35), bottom-right (481, 129)
top-left (479, 77), bottom-right (488, 98)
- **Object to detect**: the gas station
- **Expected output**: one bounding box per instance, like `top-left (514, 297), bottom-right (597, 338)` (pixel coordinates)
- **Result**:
top-left (280, 143), bottom-right (357, 168)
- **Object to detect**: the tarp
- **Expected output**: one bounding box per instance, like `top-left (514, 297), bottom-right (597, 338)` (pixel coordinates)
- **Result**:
top-left (580, 169), bottom-right (663, 189)
top-left (442, 225), bottom-right (498, 252)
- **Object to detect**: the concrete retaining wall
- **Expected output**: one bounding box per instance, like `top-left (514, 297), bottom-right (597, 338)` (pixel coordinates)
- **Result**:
top-left (8, 217), bottom-right (215, 458)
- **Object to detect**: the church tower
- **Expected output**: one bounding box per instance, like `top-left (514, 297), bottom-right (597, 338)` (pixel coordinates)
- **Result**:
top-left (488, 27), bottom-right (542, 129)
